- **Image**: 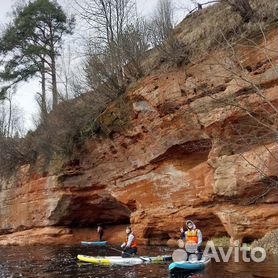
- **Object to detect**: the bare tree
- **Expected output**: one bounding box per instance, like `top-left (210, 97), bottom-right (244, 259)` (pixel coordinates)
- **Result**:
top-left (76, 0), bottom-right (136, 94)
top-left (76, 0), bottom-right (136, 47)
top-left (57, 44), bottom-right (73, 101)
top-left (0, 87), bottom-right (24, 137)
top-left (222, 0), bottom-right (253, 22)
top-left (119, 19), bottom-right (149, 80)
top-left (77, 0), bottom-right (148, 99)
top-left (69, 65), bottom-right (89, 98)
top-left (147, 0), bottom-right (174, 47)
top-left (0, 88), bottom-right (29, 176)
top-left (145, 0), bottom-right (189, 67)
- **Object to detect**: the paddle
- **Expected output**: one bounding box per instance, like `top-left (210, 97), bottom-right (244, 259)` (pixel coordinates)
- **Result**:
top-left (106, 245), bottom-right (149, 262)
top-left (107, 245), bottom-right (124, 254)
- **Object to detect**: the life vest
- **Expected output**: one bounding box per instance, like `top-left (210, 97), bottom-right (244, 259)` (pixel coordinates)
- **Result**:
top-left (186, 229), bottom-right (199, 244)
top-left (125, 233), bottom-right (138, 248)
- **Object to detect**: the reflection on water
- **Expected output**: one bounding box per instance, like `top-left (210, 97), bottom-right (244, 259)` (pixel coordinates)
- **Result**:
top-left (0, 245), bottom-right (277, 278)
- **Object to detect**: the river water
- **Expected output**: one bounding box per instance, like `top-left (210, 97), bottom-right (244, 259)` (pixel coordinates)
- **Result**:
top-left (0, 245), bottom-right (277, 278)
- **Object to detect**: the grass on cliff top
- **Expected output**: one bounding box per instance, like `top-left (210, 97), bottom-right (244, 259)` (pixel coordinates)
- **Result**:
top-left (176, 0), bottom-right (276, 49)
top-left (145, 0), bottom-right (277, 71)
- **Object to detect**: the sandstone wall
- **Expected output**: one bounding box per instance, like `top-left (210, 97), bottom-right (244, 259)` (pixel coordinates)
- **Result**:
top-left (0, 29), bottom-right (277, 246)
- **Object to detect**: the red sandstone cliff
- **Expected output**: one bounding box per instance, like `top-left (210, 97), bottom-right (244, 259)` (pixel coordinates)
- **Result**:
top-left (0, 23), bottom-right (277, 246)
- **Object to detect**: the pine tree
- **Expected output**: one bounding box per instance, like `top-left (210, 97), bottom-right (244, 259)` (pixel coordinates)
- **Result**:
top-left (0, 0), bottom-right (75, 113)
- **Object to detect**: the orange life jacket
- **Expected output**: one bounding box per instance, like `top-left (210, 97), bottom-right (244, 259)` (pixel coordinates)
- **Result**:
top-left (186, 229), bottom-right (199, 244)
top-left (125, 233), bottom-right (138, 248)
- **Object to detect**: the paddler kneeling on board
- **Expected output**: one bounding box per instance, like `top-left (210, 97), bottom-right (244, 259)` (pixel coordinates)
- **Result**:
top-left (181, 220), bottom-right (203, 260)
top-left (121, 226), bottom-right (138, 257)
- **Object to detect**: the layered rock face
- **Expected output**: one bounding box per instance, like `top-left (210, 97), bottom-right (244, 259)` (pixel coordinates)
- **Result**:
top-left (0, 29), bottom-right (277, 246)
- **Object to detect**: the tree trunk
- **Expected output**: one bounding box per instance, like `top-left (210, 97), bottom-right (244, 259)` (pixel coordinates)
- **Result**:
top-left (49, 21), bottom-right (58, 109)
top-left (7, 97), bottom-right (12, 137)
top-left (40, 61), bottom-right (48, 122)
top-left (51, 55), bottom-right (58, 109)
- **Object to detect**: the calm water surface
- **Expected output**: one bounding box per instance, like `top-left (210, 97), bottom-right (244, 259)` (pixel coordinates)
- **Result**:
top-left (0, 245), bottom-right (277, 278)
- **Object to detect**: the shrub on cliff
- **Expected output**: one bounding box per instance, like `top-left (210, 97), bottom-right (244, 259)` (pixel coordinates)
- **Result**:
top-left (26, 93), bottom-right (109, 165)
top-left (0, 91), bottom-right (111, 177)
top-left (0, 136), bottom-right (36, 177)
top-left (209, 236), bottom-right (231, 247)
top-left (251, 229), bottom-right (278, 255)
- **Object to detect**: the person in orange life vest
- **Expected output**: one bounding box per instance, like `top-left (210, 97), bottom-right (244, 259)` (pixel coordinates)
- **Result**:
top-left (184, 220), bottom-right (203, 259)
top-left (120, 226), bottom-right (138, 257)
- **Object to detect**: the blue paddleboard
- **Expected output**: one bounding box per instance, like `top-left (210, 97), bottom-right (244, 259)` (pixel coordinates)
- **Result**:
top-left (81, 241), bottom-right (108, 246)
top-left (169, 256), bottom-right (211, 271)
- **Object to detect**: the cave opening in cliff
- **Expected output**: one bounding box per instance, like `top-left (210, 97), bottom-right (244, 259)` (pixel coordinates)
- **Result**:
top-left (242, 236), bottom-right (256, 244)
top-left (48, 194), bottom-right (131, 228)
